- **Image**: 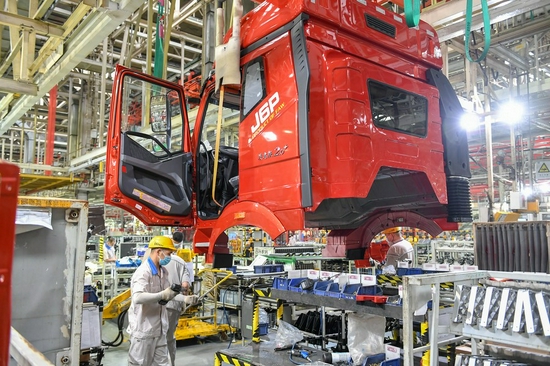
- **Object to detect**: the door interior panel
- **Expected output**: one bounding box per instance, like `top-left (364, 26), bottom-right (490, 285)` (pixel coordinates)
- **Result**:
top-left (119, 133), bottom-right (192, 216)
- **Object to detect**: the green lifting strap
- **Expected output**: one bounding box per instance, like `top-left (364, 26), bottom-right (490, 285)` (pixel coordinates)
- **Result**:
top-left (153, 2), bottom-right (165, 79)
top-left (465, 0), bottom-right (491, 63)
top-left (404, 0), bottom-right (421, 28)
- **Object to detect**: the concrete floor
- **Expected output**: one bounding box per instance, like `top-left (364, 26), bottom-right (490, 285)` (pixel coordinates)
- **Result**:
top-left (103, 338), bottom-right (227, 366)
top-left (102, 319), bottom-right (232, 365)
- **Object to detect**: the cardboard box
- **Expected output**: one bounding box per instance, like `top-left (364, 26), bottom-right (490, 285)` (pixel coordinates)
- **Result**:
top-left (361, 275), bottom-right (377, 286)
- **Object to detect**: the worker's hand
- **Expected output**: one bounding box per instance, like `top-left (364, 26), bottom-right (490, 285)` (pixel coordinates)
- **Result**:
top-left (183, 295), bottom-right (199, 305)
top-left (160, 287), bottom-right (178, 302)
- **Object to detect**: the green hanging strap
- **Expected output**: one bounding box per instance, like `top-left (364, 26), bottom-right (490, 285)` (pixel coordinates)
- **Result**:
top-left (465, 0), bottom-right (491, 63)
top-left (153, 3), bottom-right (165, 78)
top-left (404, 0), bottom-right (421, 28)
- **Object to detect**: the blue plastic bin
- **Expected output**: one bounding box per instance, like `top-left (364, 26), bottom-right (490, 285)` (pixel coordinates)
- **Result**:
top-left (272, 277), bottom-right (290, 291)
top-left (382, 359), bottom-right (400, 366)
top-left (357, 285), bottom-right (382, 296)
top-left (288, 278), bottom-right (311, 293)
top-left (272, 264), bottom-right (284, 273)
top-left (363, 354), bottom-right (400, 366)
top-left (83, 285), bottom-right (98, 303)
top-left (313, 281), bottom-right (333, 296)
top-left (396, 268), bottom-right (423, 276)
top-left (258, 323), bottom-right (269, 336)
top-left (340, 283), bottom-right (362, 300)
top-left (326, 282), bottom-right (341, 298)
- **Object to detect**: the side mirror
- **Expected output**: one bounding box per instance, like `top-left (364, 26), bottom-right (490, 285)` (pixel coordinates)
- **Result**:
top-left (150, 94), bottom-right (170, 133)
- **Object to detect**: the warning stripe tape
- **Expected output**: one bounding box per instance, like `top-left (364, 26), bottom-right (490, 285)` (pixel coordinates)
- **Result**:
top-left (216, 352), bottom-right (253, 366)
top-left (254, 289), bottom-right (271, 297)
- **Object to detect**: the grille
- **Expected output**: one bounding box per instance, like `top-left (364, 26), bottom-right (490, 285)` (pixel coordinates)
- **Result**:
top-left (365, 14), bottom-right (396, 38)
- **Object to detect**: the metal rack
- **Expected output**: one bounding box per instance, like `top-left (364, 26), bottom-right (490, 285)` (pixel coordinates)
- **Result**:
top-left (402, 271), bottom-right (550, 366)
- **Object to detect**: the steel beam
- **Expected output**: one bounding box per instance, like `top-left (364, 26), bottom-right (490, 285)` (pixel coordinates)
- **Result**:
top-left (0, 36), bottom-right (22, 78)
top-left (0, 0), bottom-right (145, 135)
top-left (173, 0), bottom-right (203, 28)
top-left (422, 0), bottom-right (549, 42)
top-left (0, 78), bottom-right (38, 95)
top-left (7, 0), bottom-right (21, 80)
top-left (0, 10), bottom-right (65, 37)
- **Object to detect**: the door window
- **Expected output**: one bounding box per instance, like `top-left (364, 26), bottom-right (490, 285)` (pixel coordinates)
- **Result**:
top-left (119, 75), bottom-right (185, 155)
top-left (241, 59), bottom-right (266, 118)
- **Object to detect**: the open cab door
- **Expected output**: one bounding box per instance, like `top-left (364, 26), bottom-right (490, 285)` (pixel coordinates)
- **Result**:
top-left (105, 65), bottom-right (194, 227)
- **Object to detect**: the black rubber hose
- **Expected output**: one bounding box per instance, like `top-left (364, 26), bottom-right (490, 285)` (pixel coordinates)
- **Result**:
top-left (496, 225), bottom-right (504, 271)
top-left (528, 224), bottom-right (536, 271)
top-left (540, 225), bottom-right (548, 273)
top-left (533, 224), bottom-right (542, 273)
top-left (499, 225), bottom-right (508, 272)
top-left (506, 226), bottom-right (514, 270)
top-left (102, 309), bottom-right (128, 347)
top-left (514, 227), bottom-right (521, 271)
top-left (486, 226), bottom-right (493, 270)
top-left (519, 225), bottom-right (528, 272)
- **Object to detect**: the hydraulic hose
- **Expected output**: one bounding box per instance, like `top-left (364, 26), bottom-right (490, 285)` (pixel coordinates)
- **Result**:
top-left (102, 309), bottom-right (128, 347)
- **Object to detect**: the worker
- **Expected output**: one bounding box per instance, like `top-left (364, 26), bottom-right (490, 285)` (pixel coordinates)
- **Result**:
top-left (172, 231), bottom-right (184, 249)
top-left (382, 227), bottom-right (414, 269)
top-left (127, 236), bottom-right (181, 366)
top-left (164, 233), bottom-right (192, 366)
top-left (104, 236), bottom-right (117, 263)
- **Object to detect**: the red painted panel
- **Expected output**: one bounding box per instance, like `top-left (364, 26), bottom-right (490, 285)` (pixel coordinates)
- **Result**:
top-left (45, 86), bottom-right (57, 176)
top-left (0, 161), bottom-right (20, 366)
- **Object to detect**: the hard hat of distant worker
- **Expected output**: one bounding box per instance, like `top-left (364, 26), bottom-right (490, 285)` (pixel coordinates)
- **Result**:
top-left (148, 236), bottom-right (177, 252)
top-left (383, 227), bottom-right (401, 235)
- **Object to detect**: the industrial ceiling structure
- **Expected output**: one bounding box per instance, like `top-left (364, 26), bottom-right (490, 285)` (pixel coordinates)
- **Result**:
top-left (1, 0), bottom-right (550, 204)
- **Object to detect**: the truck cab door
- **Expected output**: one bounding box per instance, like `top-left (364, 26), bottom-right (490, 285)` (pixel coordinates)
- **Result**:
top-left (105, 65), bottom-right (194, 227)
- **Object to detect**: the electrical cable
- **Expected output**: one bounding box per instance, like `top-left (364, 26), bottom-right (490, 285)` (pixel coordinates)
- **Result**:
top-left (101, 309), bottom-right (128, 347)
top-left (288, 343), bottom-right (309, 365)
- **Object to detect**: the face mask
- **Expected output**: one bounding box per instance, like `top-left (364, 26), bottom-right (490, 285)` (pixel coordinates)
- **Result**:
top-left (159, 252), bottom-right (172, 266)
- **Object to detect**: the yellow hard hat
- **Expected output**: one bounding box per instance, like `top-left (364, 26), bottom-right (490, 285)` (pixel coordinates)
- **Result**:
top-left (148, 236), bottom-right (177, 251)
top-left (382, 227), bottom-right (401, 235)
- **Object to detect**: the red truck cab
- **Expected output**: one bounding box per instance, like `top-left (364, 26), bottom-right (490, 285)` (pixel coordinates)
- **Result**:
top-left (105, 0), bottom-right (471, 262)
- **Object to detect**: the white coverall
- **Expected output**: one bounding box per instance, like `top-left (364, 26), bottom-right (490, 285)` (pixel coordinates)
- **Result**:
top-left (164, 256), bottom-right (191, 366)
top-left (127, 257), bottom-right (172, 366)
top-left (104, 243), bottom-right (116, 261)
top-left (385, 239), bottom-right (414, 268)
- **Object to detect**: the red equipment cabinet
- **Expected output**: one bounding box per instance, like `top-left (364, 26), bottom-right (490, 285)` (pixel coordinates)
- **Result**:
top-left (0, 161), bottom-right (20, 365)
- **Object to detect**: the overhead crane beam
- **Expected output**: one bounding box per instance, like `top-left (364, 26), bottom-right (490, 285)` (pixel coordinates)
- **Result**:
top-left (0, 0), bottom-right (146, 135)
top-left (0, 10), bottom-right (65, 38)
top-left (421, 0), bottom-right (549, 41)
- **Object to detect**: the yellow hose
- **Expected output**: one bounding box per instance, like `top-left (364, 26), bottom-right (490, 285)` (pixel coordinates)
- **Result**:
top-left (211, 86), bottom-right (225, 207)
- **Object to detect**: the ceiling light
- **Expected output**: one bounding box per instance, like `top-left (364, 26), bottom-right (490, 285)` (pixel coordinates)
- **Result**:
top-left (498, 101), bottom-right (524, 124)
top-left (460, 112), bottom-right (481, 131)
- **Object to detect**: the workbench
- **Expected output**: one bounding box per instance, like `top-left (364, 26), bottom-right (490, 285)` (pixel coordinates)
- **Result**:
top-left (214, 340), bottom-right (330, 366)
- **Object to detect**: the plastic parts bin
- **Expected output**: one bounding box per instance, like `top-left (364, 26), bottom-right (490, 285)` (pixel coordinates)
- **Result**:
top-left (340, 283), bottom-right (362, 300)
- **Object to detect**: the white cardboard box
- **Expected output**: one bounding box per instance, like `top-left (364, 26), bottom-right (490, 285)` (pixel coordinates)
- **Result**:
top-left (422, 263), bottom-right (437, 271)
top-left (385, 344), bottom-right (401, 360)
top-left (361, 275), bottom-right (377, 286)
top-left (288, 270), bottom-right (306, 279)
top-left (450, 265), bottom-right (464, 272)
top-left (307, 270), bottom-right (319, 280)
top-left (348, 274), bottom-right (361, 284)
top-left (436, 263), bottom-right (450, 271)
